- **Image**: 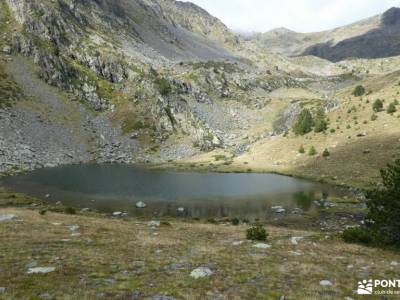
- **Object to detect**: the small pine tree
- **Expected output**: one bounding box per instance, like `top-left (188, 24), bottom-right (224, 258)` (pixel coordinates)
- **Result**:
top-left (387, 102), bottom-right (397, 114)
top-left (352, 85), bottom-right (365, 97)
top-left (371, 113), bottom-right (378, 121)
top-left (293, 109), bottom-right (314, 135)
top-left (246, 225), bottom-right (268, 241)
top-left (365, 159), bottom-right (400, 246)
top-left (154, 77), bottom-right (172, 96)
top-left (373, 99), bottom-right (383, 112)
top-left (322, 148), bottom-right (330, 157)
top-left (394, 99), bottom-right (399, 105)
top-left (299, 145), bottom-right (305, 154)
top-left (314, 108), bottom-right (328, 133)
top-left (308, 146), bottom-right (317, 156)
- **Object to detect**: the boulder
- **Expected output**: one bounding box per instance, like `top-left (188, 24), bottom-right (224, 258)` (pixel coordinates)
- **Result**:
top-left (147, 220), bottom-right (160, 227)
top-left (253, 243), bottom-right (272, 249)
top-left (2, 45), bottom-right (11, 55)
top-left (232, 241), bottom-right (244, 246)
top-left (290, 236), bottom-right (303, 245)
top-left (190, 267), bottom-right (213, 279)
top-left (319, 280), bottom-right (333, 286)
top-left (136, 201), bottom-right (147, 208)
top-left (0, 214), bottom-right (16, 221)
top-left (27, 267), bottom-right (56, 274)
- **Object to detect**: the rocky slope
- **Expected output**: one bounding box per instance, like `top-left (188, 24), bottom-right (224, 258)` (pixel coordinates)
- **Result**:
top-left (0, 0), bottom-right (303, 174)
top-left (1, 0), bottom-right (400, 187)
top-left (252, 7), bottom-right (400, 62)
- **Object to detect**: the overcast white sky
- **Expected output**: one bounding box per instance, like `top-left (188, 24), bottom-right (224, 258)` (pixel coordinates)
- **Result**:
top-left (187, 0), bottom-right (400, 33)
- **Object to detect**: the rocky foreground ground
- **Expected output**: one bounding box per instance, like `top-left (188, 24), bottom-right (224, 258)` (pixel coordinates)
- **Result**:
top-left (1, 189), bottom-right (400, 299)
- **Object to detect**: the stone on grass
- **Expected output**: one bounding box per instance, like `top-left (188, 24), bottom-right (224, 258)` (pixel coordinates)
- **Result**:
top-left (3, 45), bottom-right (11, 54)
top-left (320, 280), bottom-right (333, 286)
top-left (136, 201), bottom-right (146, 208)
top-left (190, 267), bottom-right (213, 279)
top-left (391, 261), bottom-right (399, 267)
top-left (0, 214), bottom-right (16, 221)
top-left (112, 211), bottom-right (123, 217)
top-left (150, 295), bottom-right (177, 300)
top-left (0, 287), bottom-right (5, 294)
top-left (26, 261), bottom-right (38, 268)
top-left (253, 243), bottom-right (271, 249)
top-left (68, 225), bottom-right (80, 231)
top-left (290, 236), bottom-right (303, 245)
top-left (147, 220), bottom-right (160, 227)
top-left (271, 206), bottom-right (286, 213)
top-left (27, 267), bottom-right (56, 274)
top-left (232, 241), bottom-right (244, 246)
top-left (289, 251), bottom-right (303, 256)
top-left (177, 207), bottom-right (185, 212)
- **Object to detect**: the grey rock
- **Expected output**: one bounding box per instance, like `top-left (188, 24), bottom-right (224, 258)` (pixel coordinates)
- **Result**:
top-left (27, 267), bottom-right (56, 274)
top-left (190, 267), bottom-right (214, 279)
top-left (2, 45), bottom-right (11, 54)
top-left (26, 261), bottom-right (38, 268)
top-left (290, 236), bottom-right (303, 245)
top-left (68, 225), bottom-right (80, 231)
top-left (253, 243), bottom-right (272, 249)
top-left (136, 201), bottom-right (147, 208)
top-left (320, 280), bottom-right (333, 286)
top-left (271, 206), bottom-right (286, 213)
top-left (149, 296), bottom-right (177, 300)
top-left (147, 220), bottom-right (161, 227)
top-left (0, 214), bottom-right (16, 221)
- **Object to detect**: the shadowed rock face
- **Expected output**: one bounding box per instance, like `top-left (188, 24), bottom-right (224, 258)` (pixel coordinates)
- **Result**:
top-left (301, 7), bottom-right (400, 62)
top-left (70, 0), bottom-right (236, 61)
top-left (254, 7), bottom-right (400, 62)
top-left (381, 7), bottom-right (400, 26)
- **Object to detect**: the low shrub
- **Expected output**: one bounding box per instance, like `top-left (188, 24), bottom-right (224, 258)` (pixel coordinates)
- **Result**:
top-left (372, 99), bottom-right (383, 112)
top-left (231, 217), bottom-right (240, 226)
top-left (65, 207), bottom-right (76, 215)
top-left (387, 102), bottom-right (397, 114)
top-left (246, 225), bottom-right (268, 241)
top-left (352, 85), bottom-right (365, 97)
top-left (342, 227), bottom-right (373, 245)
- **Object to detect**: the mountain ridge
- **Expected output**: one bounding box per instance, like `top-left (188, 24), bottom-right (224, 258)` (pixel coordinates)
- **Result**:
top-left (1, 0), bottom-right (400, 188)
top-left (251, 7), bottom-right (400, 61)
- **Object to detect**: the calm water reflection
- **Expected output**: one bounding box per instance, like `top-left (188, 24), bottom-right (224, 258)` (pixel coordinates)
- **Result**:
top-left (2, 164), bottom-right (348, 219)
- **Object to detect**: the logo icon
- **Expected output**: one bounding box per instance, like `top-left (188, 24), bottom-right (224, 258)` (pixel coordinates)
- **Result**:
top-left (358, 279), bottom-right (373, 295)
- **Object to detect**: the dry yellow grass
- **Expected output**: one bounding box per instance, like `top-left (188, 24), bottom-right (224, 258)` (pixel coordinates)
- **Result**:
top-left (176, 71), bottom-right (400, 189)
top-left (1, 205), bottom-right (400, 299)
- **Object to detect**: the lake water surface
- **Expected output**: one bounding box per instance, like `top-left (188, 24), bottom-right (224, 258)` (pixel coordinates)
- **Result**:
top-left (2, 164), bottom-right (349, 219)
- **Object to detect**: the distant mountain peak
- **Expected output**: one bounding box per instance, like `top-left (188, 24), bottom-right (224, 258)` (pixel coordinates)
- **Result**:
top-left (268, 27), bottom-right (296, 35)
top-left (382, 7), bottom-right (400, 26)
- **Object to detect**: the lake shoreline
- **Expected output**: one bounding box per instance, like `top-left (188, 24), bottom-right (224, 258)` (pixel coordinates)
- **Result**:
top-left (1, 163), bottom-right (360, 222)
